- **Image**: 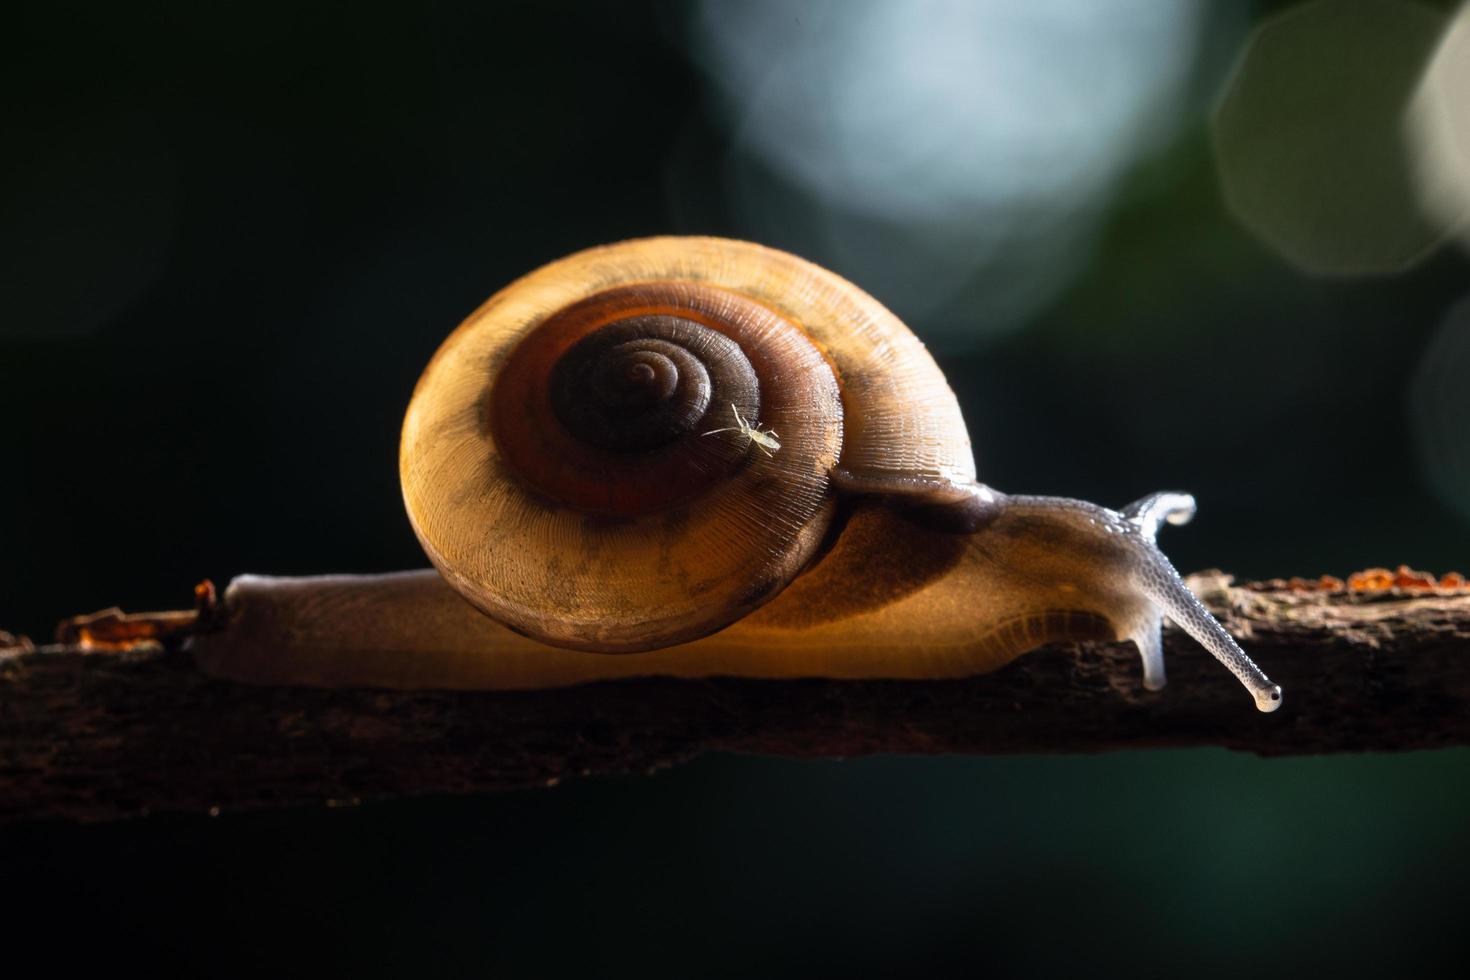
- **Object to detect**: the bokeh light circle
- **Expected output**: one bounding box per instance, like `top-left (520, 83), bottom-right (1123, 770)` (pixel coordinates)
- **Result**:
top-left (1409, 294), bottom-right (1470, 527)
top-left (1212, 0), bottom-right (1447, 277)
top-left (1408, 3), bottom-right (1470, 250)
top-left (686, 0), bottom-right (1214, 343)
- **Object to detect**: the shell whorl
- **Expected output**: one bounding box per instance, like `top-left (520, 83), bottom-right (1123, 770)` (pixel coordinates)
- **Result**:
top-left (400, 237), bottom-right (975, 652)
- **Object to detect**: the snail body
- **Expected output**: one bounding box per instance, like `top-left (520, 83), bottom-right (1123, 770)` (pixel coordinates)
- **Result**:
top-left (194, 237), bottom-right (1282, 712)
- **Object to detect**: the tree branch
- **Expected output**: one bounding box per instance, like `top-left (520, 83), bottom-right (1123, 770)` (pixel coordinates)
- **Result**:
top-left (3, 571), bottom-right (1468, 823)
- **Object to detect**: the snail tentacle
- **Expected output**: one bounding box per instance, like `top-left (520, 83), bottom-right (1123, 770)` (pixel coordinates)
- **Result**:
top-left (1127, 610), bottom-right (1167, 692)
top-left (1131, 540), bottom-right (1283, 713)
top-left (1122, 491), bottom-right (1198, 539)
top-left (1121, 502), bottom-right (1282, 712)
top-left (996, 494), bottom-right (1281, 712)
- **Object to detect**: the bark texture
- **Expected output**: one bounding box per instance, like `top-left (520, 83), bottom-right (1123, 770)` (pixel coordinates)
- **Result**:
top-left (2, 572), bottom-right (1468, 823)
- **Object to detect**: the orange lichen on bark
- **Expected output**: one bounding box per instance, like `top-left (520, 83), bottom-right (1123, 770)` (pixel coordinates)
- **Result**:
top-left (1349, 566), bottom-right (1443, 591)
top-left (1248, 566), bottom-right (1470, 594)
top-left (55, 581), bottom-right (216, 651)
top-left (1249, 574), bottom-right (1348, 592)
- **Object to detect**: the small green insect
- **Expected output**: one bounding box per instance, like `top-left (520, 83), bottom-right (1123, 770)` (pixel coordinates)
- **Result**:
top-left (702, 403), bottom-right (780, 457)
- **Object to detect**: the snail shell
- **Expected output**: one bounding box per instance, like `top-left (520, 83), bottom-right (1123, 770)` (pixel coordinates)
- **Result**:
top-left (401, 237), bottom-right (974, 653)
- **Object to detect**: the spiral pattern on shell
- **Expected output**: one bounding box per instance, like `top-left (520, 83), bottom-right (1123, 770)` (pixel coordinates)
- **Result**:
top-left (400, 237), bottom-right (973, 652)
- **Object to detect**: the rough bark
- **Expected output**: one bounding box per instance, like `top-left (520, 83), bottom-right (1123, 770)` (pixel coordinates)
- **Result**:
top-left (2, 572), bottom-right (1468, 823)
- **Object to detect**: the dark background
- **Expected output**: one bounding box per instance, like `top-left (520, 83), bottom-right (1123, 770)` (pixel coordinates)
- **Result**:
top-left (5, 1), bottom-right (1470, 976)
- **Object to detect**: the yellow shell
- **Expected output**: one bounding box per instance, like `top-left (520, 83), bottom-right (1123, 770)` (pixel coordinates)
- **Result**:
top-left (400, 237), bottom-right (974, 652)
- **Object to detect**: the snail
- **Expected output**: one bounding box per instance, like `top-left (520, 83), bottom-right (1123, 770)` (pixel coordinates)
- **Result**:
top-left (192, 237), bottom-right (1282, 712)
